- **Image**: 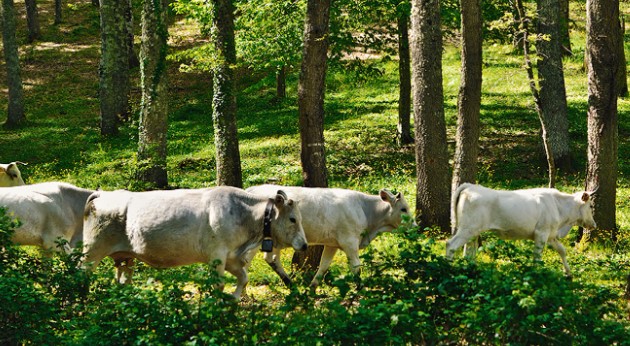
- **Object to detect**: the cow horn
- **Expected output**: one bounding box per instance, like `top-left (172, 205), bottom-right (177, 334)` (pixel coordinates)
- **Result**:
top-left (589, 185), bottom-right (600, 195)
top-left (276, 190), bottom-right (288, 201)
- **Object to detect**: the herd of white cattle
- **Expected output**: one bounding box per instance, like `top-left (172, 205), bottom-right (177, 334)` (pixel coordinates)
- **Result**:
top-left (0, 161), bottom-right (597, 299)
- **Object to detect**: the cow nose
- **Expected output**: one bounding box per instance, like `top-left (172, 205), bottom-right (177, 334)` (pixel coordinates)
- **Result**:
top-left (300, 243), bottom-right (308, 251)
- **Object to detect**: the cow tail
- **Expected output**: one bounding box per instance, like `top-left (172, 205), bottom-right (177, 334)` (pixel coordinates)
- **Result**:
top-left (450, 183), bottom-right (469, 235)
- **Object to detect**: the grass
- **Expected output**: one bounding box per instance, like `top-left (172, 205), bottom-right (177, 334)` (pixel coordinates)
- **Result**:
top-left (1, 0), bottom-right (630, 320)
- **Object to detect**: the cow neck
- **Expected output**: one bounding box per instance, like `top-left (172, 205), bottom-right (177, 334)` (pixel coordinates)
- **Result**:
top-left (261, 199), bottom-right (275, 252)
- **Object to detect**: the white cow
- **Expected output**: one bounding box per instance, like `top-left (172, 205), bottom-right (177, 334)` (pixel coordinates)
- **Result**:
top-left (0, 162), bottom-right (26, 187)
top-left (0, 182), bottom-right (95, 252)
top-left (446, 183), bottom-right (598, 277)
top-left (246, 184), bottom-right (415, 287)
top-left (81, 186), bottom-right (308, 300)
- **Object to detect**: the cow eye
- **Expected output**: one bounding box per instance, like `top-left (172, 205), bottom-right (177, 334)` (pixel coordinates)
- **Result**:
top-left (401, 208), bottom-right (408, 213)
top-left (289, 217), bottom-right (296, 223)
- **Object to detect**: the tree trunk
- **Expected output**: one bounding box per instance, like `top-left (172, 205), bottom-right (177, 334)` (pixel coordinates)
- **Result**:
top-left (1, 0), bottom-right (25, 128)
top-left (135, 0), bottom-right (169, 189)
top-left (24, 0), bottom-right (40, 42)
top-left (537, 0), bottom-right (572, 173)
top-left (212, 0), bottom-right (242, 188)
top-left (397, 12), bottom-right (413, 146)
top-left (276, 65), bottom-right (286, 99)
top-left (126, 0), bottom-right (139, 69)
top-left (54, 0), bottom-right (62, 24)
top-left (585, 0), bottom-right (619, 236)
top-left (617, 15), bottom-right (628, 97)
top-left (559, 0), bottom-right (571, 55)
top-left (99, 0), bottom-right (131, 136)
top-left (515, 0), bottom-right (556, 188)
top-left (293, 0), bottom-right (331, 270)
top-left (452, 0), bottom-right (482, 193)
top-left (410, 0), bottom-right (450, 232)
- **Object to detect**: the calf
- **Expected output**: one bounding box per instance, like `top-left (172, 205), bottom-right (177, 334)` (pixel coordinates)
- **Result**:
top-left (81, 186), bottom-right (307, 300)
top-left (446, 183), bottom-right (597, 277)
top-left (0, 162), bottom-right (26, 187)
top-left (0, 182), bottom-right (94, 252)
top-left (246, 184), bottom-right (414, 287)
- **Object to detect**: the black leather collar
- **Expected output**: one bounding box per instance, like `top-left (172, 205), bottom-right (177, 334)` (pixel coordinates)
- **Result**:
top-left (261, 199), bottom-right (275, 252)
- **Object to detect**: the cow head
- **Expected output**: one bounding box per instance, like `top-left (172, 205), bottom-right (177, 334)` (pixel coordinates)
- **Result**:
top-left (0, 162), bottom-right (26, 187)
top-left (380, 189), bottom-right (415, 229)
top-left (575, 191), bottom-right (597, 230)
top-left (271, 190), bottom-right (308, 251)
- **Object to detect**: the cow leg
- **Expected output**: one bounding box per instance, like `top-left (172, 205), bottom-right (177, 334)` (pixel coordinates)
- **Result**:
top-left (264, 249), bottom-right (292, 287)
top-left (446, 230), bottom-right (475, 259)
top-left (548, 238), bottom-right (572, 278)
top-left (225, 258), bottom-right (248, 301)
top-left (209, 259), bottom-right (227, 294)
top-left (310, 246), bottom-right (338, 288)
top-left (114, 258), bottom-right (135, 284)
top-left (533, 230), bottom-right (548, 262)
top-left (463, 236), bottom-right (479, 258)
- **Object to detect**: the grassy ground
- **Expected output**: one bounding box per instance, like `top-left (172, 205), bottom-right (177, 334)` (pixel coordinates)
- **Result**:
top-left (1, 0), bottom-right (629, 307)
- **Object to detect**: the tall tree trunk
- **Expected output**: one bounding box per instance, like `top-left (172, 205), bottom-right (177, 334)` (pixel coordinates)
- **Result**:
top-left (99, 0), bottom-right (131, 136)
top-left (293, 0), bottom-right (331, 271)
top-left (24, 0), bottom-right (40, 42)
top-left (452, 0), bottom-right (482, 192)
top-left (212, 0), bottom-right (242, 188)
top-left (585, 0), bottom-right (619, 236)
top-left (276, 65), bottom-right (286, 99)
top-left (126, 0), bottom-right (139, 69)
top-left (617, 15), bottom-right (628, 97)
top-left (410, 0), bottom-right (450, 232)
top-left (397, 11), bottom-right (413, 146)
top-left (515, 0), bottom-right (556, 188)
top-left (54, 0), bottom-right (62, 24)
top-left (537, 0), bottom-right (571, 173)
top-left (1, 0), bottom-right (25, 128)
top-left (135, 0), bottom-right (169, 189)
top-left (559, 0), bottom-right (571, 55)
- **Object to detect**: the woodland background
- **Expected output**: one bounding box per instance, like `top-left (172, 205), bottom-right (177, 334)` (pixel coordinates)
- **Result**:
top-left (1, 0), bottom-right (630, 344)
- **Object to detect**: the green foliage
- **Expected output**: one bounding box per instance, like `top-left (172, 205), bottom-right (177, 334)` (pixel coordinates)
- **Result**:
top-left (0, 208), bottom-right (89, 345)
top-left (1, 0), bottom-right (630, 343)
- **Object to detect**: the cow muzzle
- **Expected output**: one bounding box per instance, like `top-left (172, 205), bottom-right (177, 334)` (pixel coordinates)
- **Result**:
top-left (292, 239), bottom-right (308, 251)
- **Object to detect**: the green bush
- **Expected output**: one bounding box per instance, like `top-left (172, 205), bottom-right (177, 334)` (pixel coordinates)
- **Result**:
top-left (2, 208), bottom-right (629, 345)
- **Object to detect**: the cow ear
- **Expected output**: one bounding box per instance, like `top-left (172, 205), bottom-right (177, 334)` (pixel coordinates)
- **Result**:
top-left (379, 189), bottom-right (393, 202)
top-left (581, 192), bottom-right (590, 202)
top-left (7, 163), bottom-right (20, 178)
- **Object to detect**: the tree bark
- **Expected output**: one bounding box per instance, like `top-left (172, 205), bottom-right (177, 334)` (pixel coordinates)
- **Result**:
top-left (293, 0), bottom-right (331, 270)
top-left (54, 0), bottom-right (62, 24)
top-left (135, 0), bottom-right (169, 188)
top-left (585, 0), bottom-right (619, 235)
top-left (559, 0), bottom-right (571, 55)
top-left (212, 0), bottom-right (242, 188)
top-left (276, 65), bottom-right (286, 99)
top-left (99, 0), bottom-right (131, 136)
top-left (617, 15), bottom-right (628, 97)
top-left (126, 0), bottom-right (139, 69)
top-left (24, 0), bottom-right (40, 42)
top-left (1, 0), bottom-right (25, 128)
top-left (397, 12), bottom-right (413, 146)
top-left (515, 0), bottom-right (556, 188)
top-left (452, 0), bottom-right (482, 193)
top-left (410, 0), bottom-right (450, 232)
top-left (537, 0), bottom-right (572, 173)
